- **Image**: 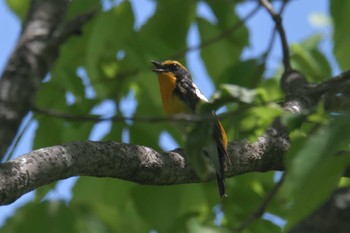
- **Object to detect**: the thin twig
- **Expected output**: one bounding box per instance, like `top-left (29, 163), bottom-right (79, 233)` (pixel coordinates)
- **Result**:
top-left (171, 3), bottom-right (261, 59)
top-left (32, 106), bottom-right (235, 123)
top-left (259, 0), bottom-right (291, 71)
top-left (75, 3), bottom-right (262, 91)
top-left (2, 115), bottom-right (34, 161)
top-left (27, 68), bottom-right (350, 124)
top-left (89, 3), bottom-right (261, 86)
top-left (234, 172), bottom-right (286, 232)
top-left (261, 0), bottom-right (289, 63)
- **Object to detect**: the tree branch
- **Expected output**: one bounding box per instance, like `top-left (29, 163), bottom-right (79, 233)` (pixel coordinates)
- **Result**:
top-left (0, 0), bottom-right (94, 159)
top-left (235, 173), bottom-right (286, 232)
top-left (259, 0), bottom-right (291, 71)
top-left (5, 61), bottom-right (343, 208)
top-left (260, 0), bottom-right (289, 64)
top-left (257, 1), bottom-right (350, 232)
top-left (32, 106), bottom-right (234, 123)
top-left (0, 122), bottom-right (288, 206)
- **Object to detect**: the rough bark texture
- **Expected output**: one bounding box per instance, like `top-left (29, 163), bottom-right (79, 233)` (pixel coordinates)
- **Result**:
top-left (0, 0), bottom-right (93, 159)
top-left (0, 132), bottom-right (287, 205)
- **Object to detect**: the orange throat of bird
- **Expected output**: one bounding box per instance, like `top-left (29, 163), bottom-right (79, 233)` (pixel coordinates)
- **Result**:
top-left (157, 72), bottom-right (189, 116)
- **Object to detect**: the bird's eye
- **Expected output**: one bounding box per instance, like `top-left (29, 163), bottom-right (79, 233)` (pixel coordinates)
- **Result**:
top-left (171, 64), bottom-right (178, 70)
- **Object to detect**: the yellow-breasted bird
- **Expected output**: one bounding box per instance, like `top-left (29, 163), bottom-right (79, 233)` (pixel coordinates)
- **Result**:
top-left (151, 60), bottom-right (228, 198)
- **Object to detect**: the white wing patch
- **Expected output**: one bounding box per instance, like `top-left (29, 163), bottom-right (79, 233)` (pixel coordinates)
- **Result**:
top-left (193, 83), bottom-right (208, 102)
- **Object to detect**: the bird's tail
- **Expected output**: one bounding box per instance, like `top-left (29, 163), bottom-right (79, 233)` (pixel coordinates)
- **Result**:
top-left (216, 173), bottom-right (226, 198)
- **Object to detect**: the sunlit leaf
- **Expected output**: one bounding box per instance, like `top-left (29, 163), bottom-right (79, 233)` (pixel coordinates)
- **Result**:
top-left (5, 0), bottom-right (29, 22)
top-left (235, 105), bottom-right (282, 140)
top-left (220, 84), bottom-right (257, 104)
top-left (290, 42), bottom-right (331, 82)
top-left (280, 112), bottom-right (308, 132)
top-left (84, 2), bottom-right (135, 98)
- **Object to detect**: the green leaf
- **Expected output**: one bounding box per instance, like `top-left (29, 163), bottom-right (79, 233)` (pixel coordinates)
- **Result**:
top-left (131, 185), bottom-right (181, 232)
top-left (177, 184), bottom-right (210, 215)
top-left (331, 1), bottom-right (350, 70)
top-left (65, 0), bottom-right (101, 21)
top-left (280, 112), bottom-right (308, 132)
top-left (85, 2), bottom-right (135, 99)
top-left (186, 217), bottom-right (231, 233)
top-left (185, 120), bottom-right (213, 179)
top-left (297, 33), bottom-right (323, 49)
top-left (102, 119), bottom-right (126, 142)
top-left (282, 115), bottom-right (350, 229)
top-left (219, 84), bottom-right (257, 104)
top-left (34, 82), bottom-right (98, 147)
top-left (219, 59), bottom-right (265, 88)
top-left (290, 43), bottom-right (331, 82)
top-left (72, 177), bottom-right (135, 207)
top-left (222, 173), bottom-right (276, 229)
top-left (34, 182), bottom-right (57, 202)
top-left (2, 201), bottom-right (77, 233)
top-left (138, 0), bottom-right (196, 54)
top-left (50, 66), bottom-right (86, 99)
top-left (62, 121), bottom-right (95, 142)
top-left (72, 177), bottom-right (150, 233)
top-left (259, 78), bottom-right (283, 102)
top-left (35, 82), bottom-right (67, 109)
top-left (339, 177), bottom-right (350, 187)
top-left (197, 17), bottom-right (247, 83)
top-left (131, 183), bottom-right (219, 233)
top-left (249, 218), bottom-right (282, 233)
top-left (5, 0), bottom-right (30, 22)
top-left (235, 105), bottom-right (282, 140)
top-left (33, 116), bottom-right (64, 149)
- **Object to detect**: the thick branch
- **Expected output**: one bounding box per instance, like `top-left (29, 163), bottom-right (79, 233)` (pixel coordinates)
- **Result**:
top-left (0, 0), bottom-right (94, 159)
top-left (0, 127), bottom-right (287, 206)
top-left (4, 57), bottom-right (348, 206)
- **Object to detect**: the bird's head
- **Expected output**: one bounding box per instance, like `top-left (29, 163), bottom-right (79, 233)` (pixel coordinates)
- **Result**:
top-left (151, 60), bottom-right (191, 81)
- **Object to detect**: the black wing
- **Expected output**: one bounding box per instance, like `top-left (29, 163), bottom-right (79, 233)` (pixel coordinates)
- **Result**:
top-left (173, 74), bottom-right (202, 112)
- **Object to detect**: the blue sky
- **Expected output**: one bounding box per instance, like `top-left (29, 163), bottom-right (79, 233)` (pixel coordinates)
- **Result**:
top-left (0, 0), bottom-right (331, 227)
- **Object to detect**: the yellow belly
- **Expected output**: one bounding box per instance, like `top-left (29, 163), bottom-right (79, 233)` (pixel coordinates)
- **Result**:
top-left (158, 73), bottom-right (191, 116)
top-left (162, 94), bottom-right (191, 116)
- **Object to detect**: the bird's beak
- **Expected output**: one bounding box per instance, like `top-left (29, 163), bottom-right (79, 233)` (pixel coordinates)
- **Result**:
top-left (151, 60), bottom-right (167, 73)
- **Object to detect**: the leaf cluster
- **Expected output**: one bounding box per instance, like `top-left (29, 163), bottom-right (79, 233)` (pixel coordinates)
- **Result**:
top-left (2, 0), bottom-right (350, 232)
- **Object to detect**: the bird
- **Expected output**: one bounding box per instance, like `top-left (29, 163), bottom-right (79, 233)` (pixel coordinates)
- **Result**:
top-left (151, 60), bottom-right (228, 198)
